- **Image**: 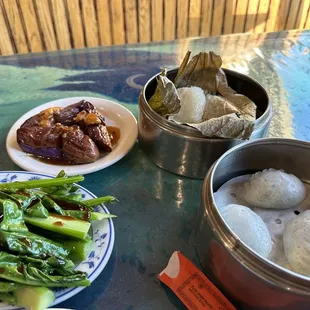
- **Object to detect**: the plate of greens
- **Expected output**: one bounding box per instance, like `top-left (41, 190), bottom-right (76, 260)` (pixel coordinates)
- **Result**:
top-left (0, 171), bottom-right (115, 310)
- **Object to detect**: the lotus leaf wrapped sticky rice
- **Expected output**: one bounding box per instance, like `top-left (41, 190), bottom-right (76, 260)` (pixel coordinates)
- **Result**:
top-left (148, 51), bottom-right (257, 140)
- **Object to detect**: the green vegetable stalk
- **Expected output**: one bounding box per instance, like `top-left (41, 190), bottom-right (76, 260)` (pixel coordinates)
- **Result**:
top-left (0, 176), bottom-right (84, 191)
top-left (83, 196), bottom-right (118, 208)
top-left (63, 210), bottom-right (116, 221)
top-left (24, 214), bottom-right (91, 240)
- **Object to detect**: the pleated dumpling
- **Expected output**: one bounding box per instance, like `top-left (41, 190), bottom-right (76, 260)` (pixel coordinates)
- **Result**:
top-left (283, 211), bottom-right (310, 276)
top-left (220, 204), bottom-right (272, 258)
top-left (242, 169), bottom-right (306, 209)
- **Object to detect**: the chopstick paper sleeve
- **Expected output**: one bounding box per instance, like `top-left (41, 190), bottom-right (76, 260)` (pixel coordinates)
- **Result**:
top-left (158, 251), bottom-right (236, 310)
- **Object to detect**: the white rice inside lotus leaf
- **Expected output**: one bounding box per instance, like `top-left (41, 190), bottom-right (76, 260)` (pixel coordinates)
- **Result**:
top-left (169, 86), bottom-right (206, 123)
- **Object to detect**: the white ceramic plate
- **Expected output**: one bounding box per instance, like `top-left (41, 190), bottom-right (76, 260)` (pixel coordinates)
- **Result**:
top-left (6, 97), bottom-right (137, 176)
top-left (0, 171), bottom-right (114, 310)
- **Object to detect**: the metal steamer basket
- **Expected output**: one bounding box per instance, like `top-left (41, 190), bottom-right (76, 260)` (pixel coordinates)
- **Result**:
top-left (138, 68), bottom-right (272, 179)
top-left (196, 138), bottom-right (310, 310)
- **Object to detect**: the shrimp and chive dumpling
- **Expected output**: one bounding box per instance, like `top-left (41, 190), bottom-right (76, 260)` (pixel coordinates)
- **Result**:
top-left (220, 204), bottom-right (272, 258)
top-left (242, 169), bottom-right (306, 209)
top-left (283, 210), bottom-right (310, 276)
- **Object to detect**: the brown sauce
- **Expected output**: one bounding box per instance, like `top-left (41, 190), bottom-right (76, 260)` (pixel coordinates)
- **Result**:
top-left (107, 126), bottom-right (121, 146)
top-left (0, 268), bottom-right (5, 273)
top-left (37, 157), bottom-right (72, 166)
top-left (29, 199), bottom-right (40, 207)
top-left (52, 199), bottom-right (87, 211)
top-left (20, 238), bottom-right (31, 247)
top-left (53, 221), bottom-right (64, 226)
top-left (52, 214), bottom-right (75, 221)
top-left (17, 191), bottom-right (30, 197)
top-left (17, 265), bottom-right (24, 273)
top-left (83, 212), bottom-right (91, 221)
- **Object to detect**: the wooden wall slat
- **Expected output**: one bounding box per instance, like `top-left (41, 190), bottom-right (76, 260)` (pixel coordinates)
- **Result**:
top-left (265, 0), bottom-right (281, 32)
top-left (296, 0), bottom-right (310, 28)
top-left (65, 0), bottom-right (85, 48)
top-left (254, 0), bottom-right (270, 33)
top-left (244, 0), bottom-right (259, 32)
top-left (188, 0), bottom-right (201, 37)
top-left (286, 0), bottom-right (302, 29)
top-left (200, 0), bottom-right (212, 36)
top-left (110, 0), bottom-right (126, 44)
top-left (96, 0), bottom-right (112, 45)
top-left (0, 2), bottom-right (15, 55)
top-left (223, 0), bottom-right (237, 34)
top-left (274, 0), bottom-right (291, 31)
top-left (81, 0), bottom-right (99, 47)
top-left (2, 0), bottom-right (29, 54)
top-left (233, 0), bottom-right (249, 33)
top-left (34, 0), bottom-right (57, 51)
top-left (211, 0), bottom-right (225, 36)
top-left (177, 0), bottom-right (189, 38)
top-left (151, 0), bottom-right (163, 41)
top-left (304, 5), bottom-right (310, 28)
top-left (124, 0), bottom-right (138, 43)
top-left (164, 0), bottom-right (176, 40)
top-left (50, 0), bottom-right (71, 50)
top-left (1, 0), bottom-right (310, 56)
top-left (138, 0), bottom-right (151, 43)
top-left (18, 0), bottom-right (43, 53)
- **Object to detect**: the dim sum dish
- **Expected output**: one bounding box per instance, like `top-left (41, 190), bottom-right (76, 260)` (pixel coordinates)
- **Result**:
top-left (16, 100), bottom-right (114, 164)
top-left (196, 139), bottom-right (310, 310)
top-left (148, 51), bottom-right (257, 140)
top-left (139, 51), bottom-right (272, 179)
top-left (219, 203), bottom-right (272, 258)
top-left (242, 169), bottom-right (306, 209)
top-left (6, 97), bottom-right (138, 176)
top-left (215, 168), bottom-right (310, 277)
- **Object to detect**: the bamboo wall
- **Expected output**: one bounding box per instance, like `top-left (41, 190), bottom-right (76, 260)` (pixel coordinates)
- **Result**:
top-left (0, 0), bottom-right (309, 56)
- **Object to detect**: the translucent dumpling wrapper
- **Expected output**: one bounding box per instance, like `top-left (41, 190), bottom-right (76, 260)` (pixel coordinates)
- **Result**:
top-left (283, 210), bottom-right (310, 276)
top-left (241, 169), bottom-right (307, 209)
top-left (169, 87), bottom-right (206, 123)
top-left (220, 204), bottom-right (272, 258)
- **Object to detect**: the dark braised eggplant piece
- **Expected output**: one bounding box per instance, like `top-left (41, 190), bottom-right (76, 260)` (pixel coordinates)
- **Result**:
top-left (62, 129), bottom-right (99, 164)
top-left (16, 100), bottom-right (113, 164)
top-left (87, 125), bottom-right (112, 152)
top-left (54, 100), bottom-right (104, 126)
top-left (17, 125), bottom-right (63, 160)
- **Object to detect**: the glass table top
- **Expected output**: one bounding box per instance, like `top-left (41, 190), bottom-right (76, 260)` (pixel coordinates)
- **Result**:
top-left (0, 29), bottom-right (309, 309)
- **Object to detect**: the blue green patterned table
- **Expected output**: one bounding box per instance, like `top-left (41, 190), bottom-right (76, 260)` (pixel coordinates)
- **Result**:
top-left (0, 30), bottom-right (309, 309)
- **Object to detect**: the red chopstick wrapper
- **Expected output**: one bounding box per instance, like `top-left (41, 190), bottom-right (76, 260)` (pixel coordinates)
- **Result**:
top-left (158, 251), bottom-right (236, 310)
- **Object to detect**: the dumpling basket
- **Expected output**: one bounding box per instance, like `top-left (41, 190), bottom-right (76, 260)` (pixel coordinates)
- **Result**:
top-left (138, 68), bottom-right (272, 179)
top-left (196, 138), bottom-right (310, 310)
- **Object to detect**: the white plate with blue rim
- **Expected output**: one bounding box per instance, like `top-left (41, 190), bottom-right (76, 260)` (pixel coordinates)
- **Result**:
top-left (0, 171), bottom-right (115, 310)
top-left (6, 96), bottom-right (138, 176)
